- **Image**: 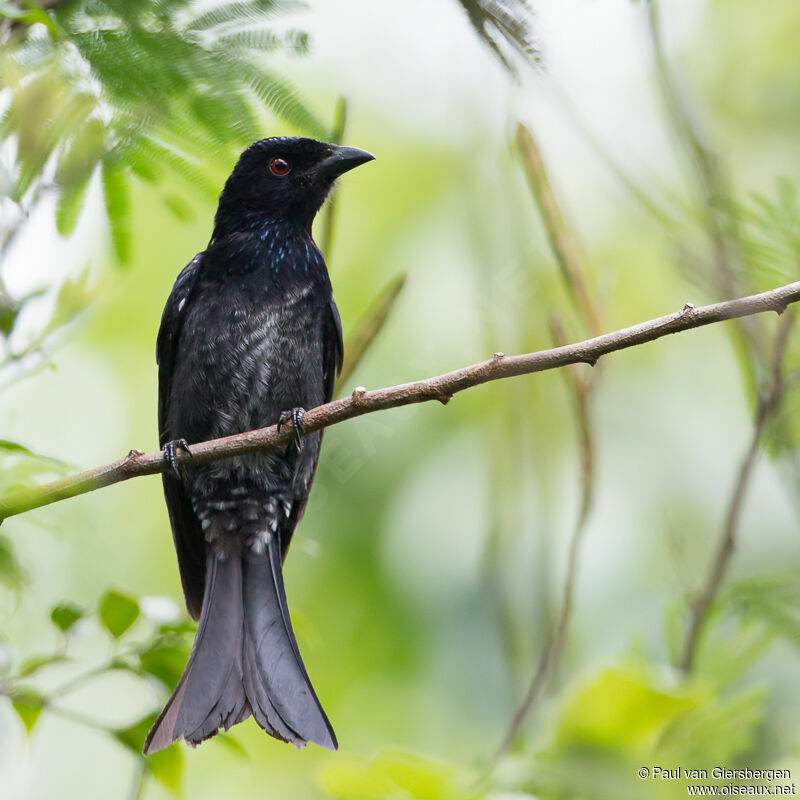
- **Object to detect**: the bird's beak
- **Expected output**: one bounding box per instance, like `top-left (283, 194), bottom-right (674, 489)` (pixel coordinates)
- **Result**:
top-left (316, 145), bottom-right (375, 180)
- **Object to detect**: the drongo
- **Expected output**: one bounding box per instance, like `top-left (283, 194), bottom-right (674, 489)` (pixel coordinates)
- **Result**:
top-left (144, 137), bottom-right (374, 754)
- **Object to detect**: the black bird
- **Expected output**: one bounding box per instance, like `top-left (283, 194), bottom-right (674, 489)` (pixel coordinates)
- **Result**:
top-left (144, 137), bottom-right (374, 755)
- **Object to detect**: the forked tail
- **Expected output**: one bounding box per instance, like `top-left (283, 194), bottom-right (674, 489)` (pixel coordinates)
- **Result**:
top-left (143, 534), bottom-right (336, 754)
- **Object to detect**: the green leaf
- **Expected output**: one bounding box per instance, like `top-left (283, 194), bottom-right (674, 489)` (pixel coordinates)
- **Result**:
top-left (321, 753), bottom-right (476, 800)
top-left (54, 117), bottom-right (105, 236)
top-left (0, 439), bottom-right (36, 455)
top-left (0, 438), bottom-right (72, 471)
top-left (1, 0), bottom-right (317, 248)
top-left (50, 603), bottom-right (84, 633)
top-left (0, 3), bottom-right (59, 33)
top-left (158, 619), bottom-right (195, 636)
top-left (237, 63), bottom-right (328, 138)
top-left (214, 28), bottom-right (308, 55)
top-left (55, 176), bottom-right (92, 237)
top-left (114, 713), bottom-right (156, 752)
top-left (322, 758), bottom-right (395, 800)
top-left (162, 192), bottom-right (195, 221)
top-left (12, 689), bottom-right (44, 734)
top-left (18, 653), bottom-right (67, 677)
top-left (101, 158), bottom-right (131, 263)
top-left (115, 713), bottom-right (183, 792)
top-left (216, 732), bottom-right (248, 758)
top-left (148, 745), bottom-right (184, 793)
top-left (186, 0), bottom-right (298, 32)
top-left (690, 619), bottom-right (774, 685)
top-left (456, 0), bottom-right (540, 74)
top-left (554, 667), bottom-right (702, 753)
top-left (99, 590), bottom-right (140, 639)
top-left (657, 686), bottom-right (767, 764)
top-left (128, 137), bottom-right (218, 196)
top-left (725, 572), bottom-right (800, 648)
top-left (43, 266), bottom-right (96, 337)
top-left (0, 535), bottom-right (25, 591)
top-left (138, 639), bottom-right (190, 688)
top-left (0, 288), bottom-right (21, 337)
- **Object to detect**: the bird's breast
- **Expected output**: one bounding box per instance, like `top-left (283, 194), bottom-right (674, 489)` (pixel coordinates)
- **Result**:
top-left (170, 275), bottom-right (327, 444)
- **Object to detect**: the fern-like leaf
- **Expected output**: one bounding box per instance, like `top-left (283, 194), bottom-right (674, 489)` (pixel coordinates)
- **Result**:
top-left (101, 157), bottom-right (131, 263)
top-left (186, 0), bottom-right (298, 32)
top-left (236, 61), bottom-right (328, 138)
top-left (1, 0), bottom-right (322, 265)
top-left (214, 28), bottom-right (308, 54)
top-left (456, 0), bottom-right (539, 73)
top-left (56, 174), bottom-right (92, 237)
top-left (725, 573), bottom-right (800, 649)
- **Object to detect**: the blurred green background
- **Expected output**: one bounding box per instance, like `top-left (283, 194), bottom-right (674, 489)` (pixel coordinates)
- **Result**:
top-left (2, 1), bottom-right (800, 798)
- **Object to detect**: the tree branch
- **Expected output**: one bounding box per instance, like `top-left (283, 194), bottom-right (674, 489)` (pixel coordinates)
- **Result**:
top-left (2, 280), bottom-right (800, 524)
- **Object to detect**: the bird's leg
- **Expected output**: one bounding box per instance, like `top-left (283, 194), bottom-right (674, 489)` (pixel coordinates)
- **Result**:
top-left (163, 438), bottom-right (192, 478)
top-left (277, 407), bottom-right (306, 452)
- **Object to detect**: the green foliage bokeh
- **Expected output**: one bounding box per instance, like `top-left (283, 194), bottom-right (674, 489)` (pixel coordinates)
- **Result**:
top-left (1, 1), bottom-right (800, 799)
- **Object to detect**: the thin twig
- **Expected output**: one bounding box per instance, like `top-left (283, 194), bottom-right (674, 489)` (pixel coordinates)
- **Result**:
top-left (1, 280), bottom-right (800, 523)
top-left (3, 686), bottom-right (112, 733)
top-left (680, 310), bottom-right (795, 672)
top-left (50, 661), bottom-right (121, 699)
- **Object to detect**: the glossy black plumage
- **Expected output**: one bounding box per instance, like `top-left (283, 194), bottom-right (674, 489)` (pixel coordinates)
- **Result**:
top-left (144, 137), bottom-right (373, 755)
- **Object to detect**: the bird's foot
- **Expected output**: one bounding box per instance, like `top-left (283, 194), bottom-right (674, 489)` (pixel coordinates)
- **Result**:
top-left (277, 407), bottom-right (306, 452)
top-left (163, 438), bottom-right (192, 478)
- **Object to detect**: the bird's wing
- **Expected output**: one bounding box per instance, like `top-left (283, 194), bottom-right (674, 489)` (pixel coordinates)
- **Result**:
top-left (158, 253), bottom-right (203, 443)
top-left (280, 296), bottom-right (343, 562)
top-left (323, 296), bottom-right (344, 404)
top-left (157, 253), bottom-right (206, 620)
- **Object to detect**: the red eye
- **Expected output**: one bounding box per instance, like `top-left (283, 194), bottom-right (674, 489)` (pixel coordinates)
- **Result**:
top-left (269, 157), bottom-right (291, 176)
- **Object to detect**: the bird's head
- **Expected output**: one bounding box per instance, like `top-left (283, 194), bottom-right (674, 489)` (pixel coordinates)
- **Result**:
top-left (213, 137), bottom-right (374, 236)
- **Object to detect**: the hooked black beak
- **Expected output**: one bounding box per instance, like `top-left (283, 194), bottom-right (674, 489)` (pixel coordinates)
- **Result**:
top-left (316, 145), bottom-right (375, 180)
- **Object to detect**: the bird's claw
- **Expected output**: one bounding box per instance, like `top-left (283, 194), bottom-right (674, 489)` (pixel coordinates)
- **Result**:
top-left (278, 407), bottom-right (306, 452)
top-left (163, 438), bottom-right (192, 478)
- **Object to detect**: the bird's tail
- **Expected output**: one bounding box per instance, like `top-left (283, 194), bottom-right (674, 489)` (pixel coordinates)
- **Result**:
top-left (143, 533), bottom-right (336, 754)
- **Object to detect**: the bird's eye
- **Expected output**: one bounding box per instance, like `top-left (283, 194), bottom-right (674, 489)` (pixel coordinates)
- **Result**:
top-left (269, 157), bottom-right (291, 176)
